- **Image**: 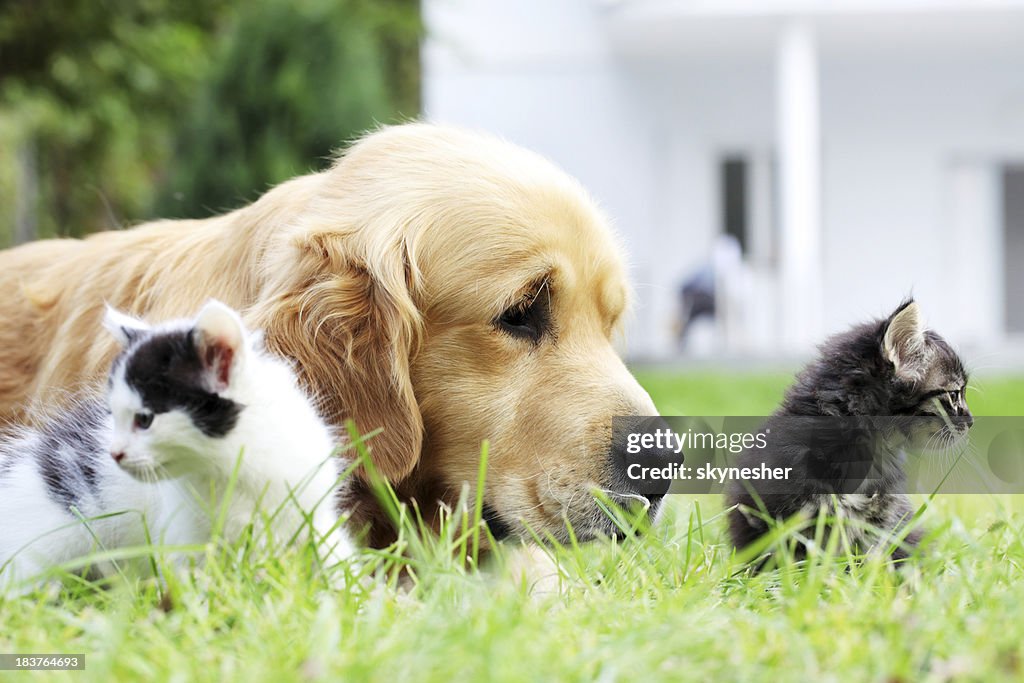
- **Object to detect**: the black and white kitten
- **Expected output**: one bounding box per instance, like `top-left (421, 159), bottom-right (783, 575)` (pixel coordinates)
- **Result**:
top-left (0, 300), bottom-right (354, 592)
top-left (726, 300), bottom-right (972, 562)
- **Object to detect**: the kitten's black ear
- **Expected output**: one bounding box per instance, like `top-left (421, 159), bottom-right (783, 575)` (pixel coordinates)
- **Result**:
top-left (102, 305), bottom-right (150, 346)
top-left (194, 300), bottom-right (247, 392)
top-left (883, 300), bottom-right (926, 378)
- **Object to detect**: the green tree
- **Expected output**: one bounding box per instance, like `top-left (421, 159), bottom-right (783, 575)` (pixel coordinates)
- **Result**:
top-left (156, 0), bottom-right (421, 219)
top-left (0, 0), bottom-right (421, 244)
top-left (0, 0), bottom-right (230, 242)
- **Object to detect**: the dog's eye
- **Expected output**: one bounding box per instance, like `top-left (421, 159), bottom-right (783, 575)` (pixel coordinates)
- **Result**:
top-left (497, 303), bottom-right (541, 343)
top-left (496, 295), bottom-right (551, 344)
top-left (495, 278), bottom-right (552, 344)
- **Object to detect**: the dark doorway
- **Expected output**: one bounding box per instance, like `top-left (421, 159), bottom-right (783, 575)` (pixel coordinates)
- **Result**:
top-left (1004, 167), bottom-right (1024, 333)
top-left (721, 156), bottom-right (748, 254)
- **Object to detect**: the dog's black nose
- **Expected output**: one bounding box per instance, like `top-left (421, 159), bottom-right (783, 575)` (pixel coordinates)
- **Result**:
top-left (609, 415), bottom-right (678, 500)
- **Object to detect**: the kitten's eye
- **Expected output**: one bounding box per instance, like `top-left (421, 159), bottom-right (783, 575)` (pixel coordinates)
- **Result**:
top-left (133, 412), bottom-right (154, 431)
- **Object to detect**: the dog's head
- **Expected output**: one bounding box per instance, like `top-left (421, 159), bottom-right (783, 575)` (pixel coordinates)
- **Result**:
top-left (254, 124), bottom-right (663, 544)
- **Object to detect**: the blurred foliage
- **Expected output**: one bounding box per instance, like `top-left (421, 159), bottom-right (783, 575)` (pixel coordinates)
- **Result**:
top-left (0, 0), bottom-right (229, 240)
top-left (0, 0), bottom-right (421, 245)
top-left (157, 0), bottom-right (421, 218)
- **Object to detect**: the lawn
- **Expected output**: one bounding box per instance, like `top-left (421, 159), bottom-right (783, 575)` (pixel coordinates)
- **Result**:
top-left (1, 371), bottom-right (1023, 682)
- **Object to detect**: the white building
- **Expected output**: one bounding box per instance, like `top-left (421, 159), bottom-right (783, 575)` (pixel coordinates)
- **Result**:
top-left (422, 0), bottom-right (1024, 360)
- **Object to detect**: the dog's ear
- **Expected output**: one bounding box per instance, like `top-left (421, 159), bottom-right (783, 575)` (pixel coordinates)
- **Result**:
top-left (252, 231), bottom-right (423, 482)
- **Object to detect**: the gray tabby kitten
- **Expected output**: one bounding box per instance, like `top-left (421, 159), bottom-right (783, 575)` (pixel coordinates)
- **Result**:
top-left (727, 300), bottom-right (972, 563)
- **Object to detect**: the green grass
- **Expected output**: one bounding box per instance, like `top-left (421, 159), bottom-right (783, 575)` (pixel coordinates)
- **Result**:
top-left (2, 373), bottom-right (1024, 682)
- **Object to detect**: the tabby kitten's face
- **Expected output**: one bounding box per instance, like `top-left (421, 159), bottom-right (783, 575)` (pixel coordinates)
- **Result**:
top-left (882, 301), bottom-right (973, 446)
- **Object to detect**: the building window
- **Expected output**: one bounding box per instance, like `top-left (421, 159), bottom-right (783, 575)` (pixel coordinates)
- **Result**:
top-left (721, 156), bottom-right (748, 254)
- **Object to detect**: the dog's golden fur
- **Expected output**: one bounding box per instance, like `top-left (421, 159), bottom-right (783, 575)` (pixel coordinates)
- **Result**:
top-left (0, 123), bottom-right (660, 546)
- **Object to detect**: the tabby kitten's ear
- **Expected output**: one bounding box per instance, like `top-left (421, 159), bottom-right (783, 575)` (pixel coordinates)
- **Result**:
top-left (103, 305), bottom-right (150, 346)
top-left (882, 300), bottom-right (926, 378)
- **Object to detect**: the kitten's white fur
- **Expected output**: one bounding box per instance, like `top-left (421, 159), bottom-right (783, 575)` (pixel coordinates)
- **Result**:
top-left (0, 300), bottom-right (355, 593)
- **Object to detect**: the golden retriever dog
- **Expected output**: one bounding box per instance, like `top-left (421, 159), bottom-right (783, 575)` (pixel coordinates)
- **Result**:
top-left (0, 123), bottom-right (663, 548)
